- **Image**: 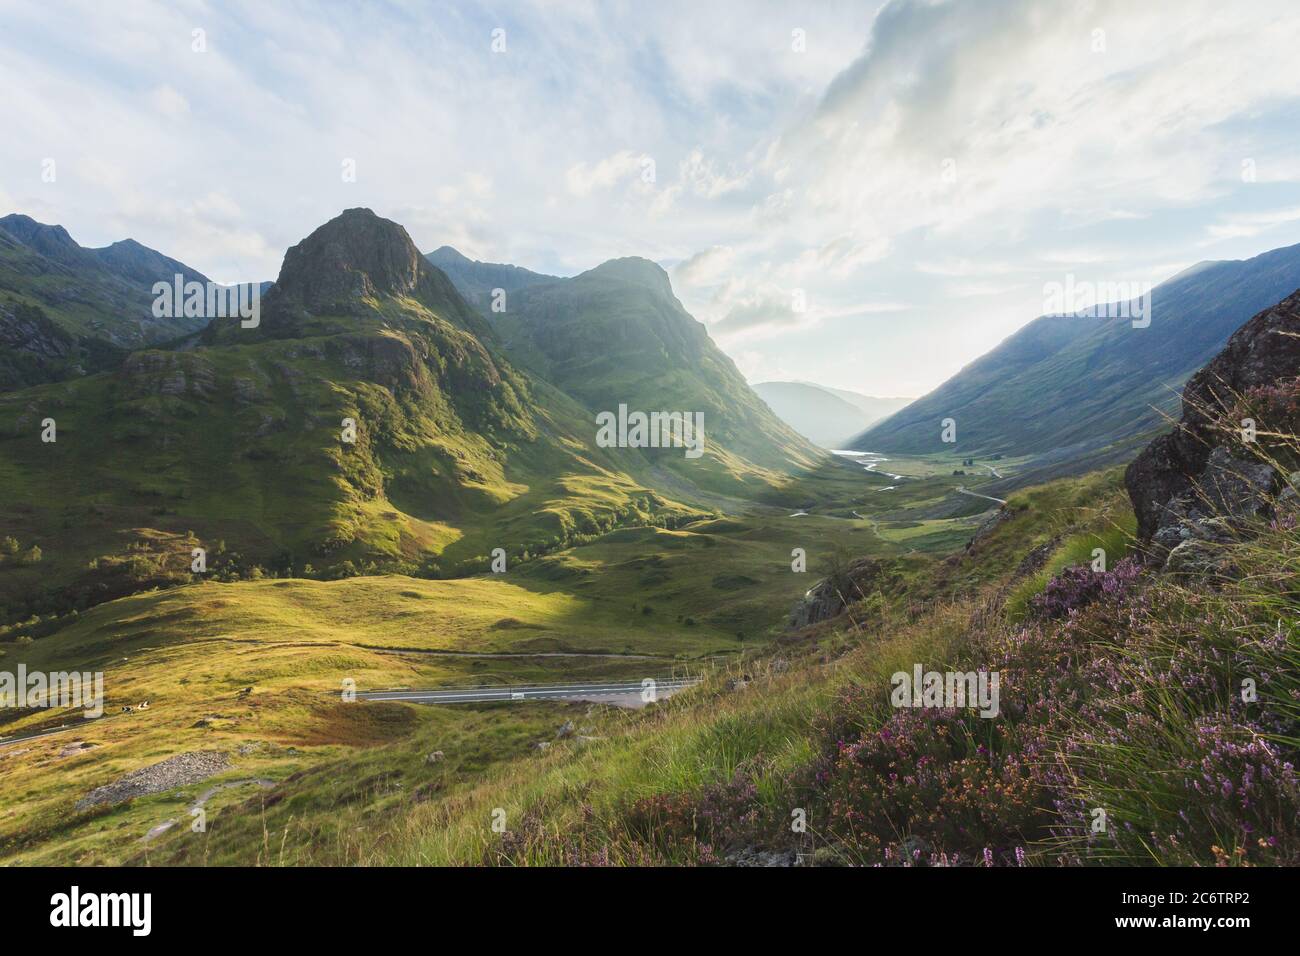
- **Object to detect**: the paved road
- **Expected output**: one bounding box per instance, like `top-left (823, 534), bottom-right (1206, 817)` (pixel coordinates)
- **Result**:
top-left (0, 720), bottom-right (101, 749)
top-left (956, 485), bottom-right (1008, 506)
top-left (357, 678), bottom-right (700, 707)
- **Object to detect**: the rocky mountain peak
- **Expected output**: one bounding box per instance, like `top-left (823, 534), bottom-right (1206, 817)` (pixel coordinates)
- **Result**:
top-left (0, 213), bottom-right (96, 270)
top-left (581, 257), bottom-right (674, 298)
top-left (274, 208), bottom-right (436, 309)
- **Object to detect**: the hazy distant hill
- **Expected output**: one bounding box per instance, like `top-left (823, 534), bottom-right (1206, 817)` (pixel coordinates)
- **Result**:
top-left (852, 242), bottom-right (1300, 462)
top-left (425, 246), bottom-right (558, 313)
top-left (752, 381), bottom-right (911, 447)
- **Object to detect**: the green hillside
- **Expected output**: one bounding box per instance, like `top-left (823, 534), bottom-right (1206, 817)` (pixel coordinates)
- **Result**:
top-left (0, 210), bottom-right (705, 620)
top-left (437, 252), bottom-right (827, 497)
top-left (853, 243), bottom-right (1300, 461)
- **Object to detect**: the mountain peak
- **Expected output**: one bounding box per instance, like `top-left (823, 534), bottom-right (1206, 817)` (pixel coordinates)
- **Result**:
top-left (274, 208), bottom-right (433, 308)
top-left (0, 213), bottom-right (91, 267)
top-left (582, 257), bottom-right (674, 297)
top-left (428, 244), bottom-right (472, 264)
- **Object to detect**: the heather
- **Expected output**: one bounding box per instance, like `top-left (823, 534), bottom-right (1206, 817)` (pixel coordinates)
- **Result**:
top-left (494, 510), bottom-right (1300, 867)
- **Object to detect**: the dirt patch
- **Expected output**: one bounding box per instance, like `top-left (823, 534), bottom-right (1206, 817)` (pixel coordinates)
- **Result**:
top-left (75, 750), bottom-right (231, 810)
top-left (293, 700), bottom-right (418, 746)
top-left (489, 617), bottom-right (546, 630)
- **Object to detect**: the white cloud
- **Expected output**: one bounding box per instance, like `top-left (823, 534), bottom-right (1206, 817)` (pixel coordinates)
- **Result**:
top-left (1205, 205), bottom-right (1300, 241)
top-left (565, 150), bottom-right (653, 198)
top-left (148, 84), bottom-right (190, 118)
top-left (2, 0), bottom-right (1299, 395)
top-left (674, 245), bottom-right (735, 287)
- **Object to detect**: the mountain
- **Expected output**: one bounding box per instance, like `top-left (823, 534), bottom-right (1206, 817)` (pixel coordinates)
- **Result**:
top-left (815, 384), bottom-right (914, 424)
top-left (433, 248), bottom-right (826, 496)
top-left (0, 214), bottom-right (216, 389)
top-left (753, 381), bottom-right (911, 447)
top-left (851, 242), bottom-right (1300, 465)
top-left (0, 209), bottom-right (700, 618)
top-left (425, 246), bottom-right (558, 313)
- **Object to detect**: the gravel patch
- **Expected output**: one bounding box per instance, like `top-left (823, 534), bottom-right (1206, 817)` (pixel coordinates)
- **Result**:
top-left (76, 751), bottom-right (231, 811)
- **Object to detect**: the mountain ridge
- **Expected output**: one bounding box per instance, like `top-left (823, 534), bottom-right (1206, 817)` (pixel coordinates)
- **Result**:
top-left (852, 241), bottom-right (1300, 466)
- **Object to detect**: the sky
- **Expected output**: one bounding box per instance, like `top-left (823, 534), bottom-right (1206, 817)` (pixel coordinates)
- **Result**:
top-left (3, 0), bottom-right (1300, 396)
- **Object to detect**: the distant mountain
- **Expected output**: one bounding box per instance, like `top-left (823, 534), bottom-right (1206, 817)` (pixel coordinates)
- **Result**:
top-left (852, 242), bottom-right (1300, 463)
top-left (754, 381), bottom-right (911, 447)
top-left (0, 214), bottom-right (216, 389)
top-left (814, 385), bottom-right (914, 424)
top-left (434, 247), bottom-right (825, 496)
top-left (425, 246), bottom-right (558, 313)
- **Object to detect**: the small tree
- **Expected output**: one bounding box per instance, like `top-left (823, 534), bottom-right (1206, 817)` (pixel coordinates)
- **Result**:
top-left (20, 545), bottom-right (41, 566)
top-left (1, 536), bottom-right (18, 555)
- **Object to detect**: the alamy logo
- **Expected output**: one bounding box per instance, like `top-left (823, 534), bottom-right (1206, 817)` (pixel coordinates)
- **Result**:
top-left (152, 273), bottom-right (260, 328)
top-left (0, 664), bottom-right (103, 718)
top-left (890, 664), bottom-right (1000, 718)
top-left (50, 886), bottom-right (151, 936)
top-left (596, 404), bottom-right (705, 459)
top-left (1042, 273), bottom-right (1153, 328)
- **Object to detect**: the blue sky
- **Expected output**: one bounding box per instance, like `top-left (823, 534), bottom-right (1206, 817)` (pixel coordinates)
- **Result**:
top-left (3, 0), bottom-right (1300, 395)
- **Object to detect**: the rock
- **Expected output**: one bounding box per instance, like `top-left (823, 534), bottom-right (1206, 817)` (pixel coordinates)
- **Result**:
top-left (966, 507), bottom-right (1013, 554)
top-left (1277, 472), bottom-right (1300, 515)
top-left (807, 845), bottom-right (851, 867)
top-left (424, 751), bottom-right (444, 765)
top-left (56, 741), bottom-right (96, 758)
top-left (1127, 289), bottom-right (1300, 562)
top-left (1164, 538), bottom-right (1235, 577)
top-left (555, 721), bottom-right (575, 739)
top-left (725, 846), bottom-right (797, 867)
top-left (787, 557), bottom-right (893, 628)
top-left (142, 819), bottom-right (177, 842)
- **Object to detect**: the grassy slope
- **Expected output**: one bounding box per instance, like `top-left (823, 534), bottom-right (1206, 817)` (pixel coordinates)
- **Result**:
top-left (0, 466), bottom-right (1118, 865)
top-left (0, 498), bottom-right (925, 864)
top-left (0, 288), bottom-right (711, 620)
top-left (483, 265), bottom-right (827, 499)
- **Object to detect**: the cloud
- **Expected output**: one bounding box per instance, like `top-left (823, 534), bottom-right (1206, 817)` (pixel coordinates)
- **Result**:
top-left (774, 0), bottom-right (1300, 246)
top-left (674, 245), bottom-right (735, 287)
top-left (679, 150), bottom-right (752, 199)
top-left (1205, 205), bottom-right (1300, 241)
top-left (780, 234), bottom-right (891, 280)
top-left (3, 0), bottom-right (1300, 396)
top-left (565, 150), bottom-right (653, 197)
top-left (148, 84), bottom-right (190, 118)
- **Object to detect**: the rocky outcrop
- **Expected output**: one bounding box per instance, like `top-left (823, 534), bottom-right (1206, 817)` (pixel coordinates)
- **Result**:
top-left (1126, 289), bottom-right (1300, 563)
top-left (788, 557), bottom-right (891, 628)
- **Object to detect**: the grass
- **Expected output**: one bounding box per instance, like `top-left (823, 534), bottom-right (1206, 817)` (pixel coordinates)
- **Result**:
top-left (0, 489), bottom-right (968, 865)
top-left (11, 443), bottom-right (1277, 869)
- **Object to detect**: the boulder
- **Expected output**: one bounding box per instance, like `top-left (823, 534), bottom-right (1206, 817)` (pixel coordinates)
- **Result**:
top-left (1127, 289), bottom-right (1300, 564)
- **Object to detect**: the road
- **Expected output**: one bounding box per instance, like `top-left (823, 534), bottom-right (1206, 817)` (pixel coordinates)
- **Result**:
top-left (956, 485), bottom-right (1008, 506)
top-left (0, 720), bottom-right (102, 749)
top-left (357, 678), bottom-right (700, 709)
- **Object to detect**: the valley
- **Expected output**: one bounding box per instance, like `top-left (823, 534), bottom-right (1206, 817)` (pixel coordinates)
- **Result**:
top-left (2, 203), bottom-right (1293, 873)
